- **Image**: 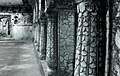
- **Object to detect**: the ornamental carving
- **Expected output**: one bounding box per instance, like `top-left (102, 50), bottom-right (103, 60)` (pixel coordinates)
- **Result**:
top-left (56, 0), bottom-right (75, 8)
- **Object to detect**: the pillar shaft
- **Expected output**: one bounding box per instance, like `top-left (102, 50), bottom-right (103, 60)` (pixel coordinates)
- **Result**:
top-left (110, 0), bottom-right (120, 76)
top-left (46, 12), bottom-right (58, 76)
top-left (39, 13), bottom-right (47, 60)
top-left (74, 1), bottom-right (106, 76)
top-left (34, 24), bottom-right (38, 43)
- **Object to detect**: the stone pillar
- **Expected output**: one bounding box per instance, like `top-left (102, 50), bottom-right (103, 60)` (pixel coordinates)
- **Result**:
top-left (33, 7), bottom-right (37, 43)
top-left (34, 23), bottom-right (37, 44)
top-left (39, 13), bottom-right (47, 60)
top-left (110, 0), bottom-right (120, 76)
top-left (36, 23), bottom-right (40, 50)
top-left (34, 1), bottom-right (40, 50)
top-left (33, 3), bottom-right (39, 46)
top-left (46, 12), bottom-right (58, 76)
top-left (74, 1), bottom-right (106, 76)
top-left (57, 10), bottom-right (75, 76)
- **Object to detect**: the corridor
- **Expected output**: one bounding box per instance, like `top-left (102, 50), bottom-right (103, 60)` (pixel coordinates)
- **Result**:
top-left (0, 0), bottom-right (120, 76)
top-left (0, 41), bottom-right (43, 76)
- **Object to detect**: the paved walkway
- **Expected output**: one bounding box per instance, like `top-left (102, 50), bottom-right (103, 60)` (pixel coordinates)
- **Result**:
top-left (0, 41), bottom-right (43, 76)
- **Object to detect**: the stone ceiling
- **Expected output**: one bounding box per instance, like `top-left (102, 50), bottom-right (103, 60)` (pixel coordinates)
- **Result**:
top-left (0, 0), bottom-right (23, 6)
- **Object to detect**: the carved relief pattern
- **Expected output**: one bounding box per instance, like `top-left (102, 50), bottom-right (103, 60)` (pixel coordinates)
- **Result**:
top-left (0, 6), bottom-right (32, 13)
top-left (58, 10), bottom-right (75, 76)
top-left (56, 0), bottom-right (74, 8)
top-left (45, 0), bottom-right (54, 9)
top-left (110, 1), bottom-right (120, 76)
top-left (74, 1), bottom-right (105, 76)
top-left (35, 23), bottom-right (40, 50)
top-left (39, 18), bottom-right (46, 59)
top-left (97, 1), bottom-right (107, 75)
top-left (46, 13), bottom-right (57, 76)
top-left (34, 24), bottom-right (39, 43)
top-left (105, 9), bottom-right (110, 76)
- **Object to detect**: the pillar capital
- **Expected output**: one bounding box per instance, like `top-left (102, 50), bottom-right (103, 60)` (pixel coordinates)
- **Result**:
top-left (45, 9), bottom-right (57, 17)
top-left (44, 0), bottom-right (55, 14)
top-left (45, 0), bottom-right (55, 9)
top-left (45, 11), bottom-right (58, 24)
top-left (76, 0), bottom-right (100, 14)
top-left (39, 13), bottom-right (47, 22)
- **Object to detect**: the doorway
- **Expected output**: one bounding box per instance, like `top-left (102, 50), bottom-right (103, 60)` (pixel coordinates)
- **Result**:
top-left (0, 15), bottom-right (11, 37)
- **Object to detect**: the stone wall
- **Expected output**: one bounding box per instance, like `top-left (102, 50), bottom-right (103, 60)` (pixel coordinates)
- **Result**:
top-left (12, 25), bottom-right (33, 40)
top-left (46, 12), bottom-right (58, 76)
top-left (0, 13), bottom-right (33, 40)
top-left (58, 10), bottom-right (75, 76)
top-left (11, 13), bottom-right (33, 40)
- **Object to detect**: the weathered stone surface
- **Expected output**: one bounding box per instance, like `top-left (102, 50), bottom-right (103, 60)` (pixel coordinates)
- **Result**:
top-left (58, 10), bottom-right (75, 76)
top-left (46, 12), bottom-right (57, 76)
top-left (74, 1), bottom-right (106, 76)
top-left (55, 0), bottom-right (75, 8)
top-left (104, 9), bottom-right (110, 74)
top-left (39, 14), bottom-right (47, 60)
top-left (77, 2), bottom-right (85, 13)
top-left (110, 1), bottom-right (120, 76)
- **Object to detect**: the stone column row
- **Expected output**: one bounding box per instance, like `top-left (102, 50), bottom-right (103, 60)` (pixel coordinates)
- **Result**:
top-left (45, 9), bottom-right (76, 76)
top-left (35, 0), bottom-right (108, 76)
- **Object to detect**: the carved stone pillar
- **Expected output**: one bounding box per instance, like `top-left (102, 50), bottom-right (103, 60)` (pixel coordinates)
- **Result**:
top-left (34, 23), bottom-right (38, 44)
top-left (36, 23), bottom-right (40, 48)
top-left (110, 0), bottom-right (120, 76)
top-left (33, 4), bottom-right (39, 47)
top-left (33, 7), bottom-right (37, 43)
top-left (34, 0), bottom-right (39, 48)
top-left (74, 1), bottom-right (106, 76)
top-left (46, 12), bottom-right (58, 76)
top-left (39, 13), bottom-right (47, 60)
top-left (33, 22), bottom-right (39, 50)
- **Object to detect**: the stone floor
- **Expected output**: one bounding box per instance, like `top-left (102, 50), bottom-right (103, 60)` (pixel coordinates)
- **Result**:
top-left (0, 41), bottom-right (44, 76)
top-left (0, 36), bottom-right (14, 41)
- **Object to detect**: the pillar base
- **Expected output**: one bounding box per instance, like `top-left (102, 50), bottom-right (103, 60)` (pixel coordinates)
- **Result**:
top-left (40, 55), bottom-right (46, 60)
top-left (47, 69), bottom-right (56, 76)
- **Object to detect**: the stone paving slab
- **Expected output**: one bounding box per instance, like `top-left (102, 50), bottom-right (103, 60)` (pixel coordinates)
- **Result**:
top-left (0, 41), bottom-right (43, 76)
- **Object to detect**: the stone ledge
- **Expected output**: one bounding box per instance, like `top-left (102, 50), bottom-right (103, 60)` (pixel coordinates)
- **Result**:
top-left (33, 42), bottom-right (53, 76)
top-left (33, 43), bottom-right (46, 76)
